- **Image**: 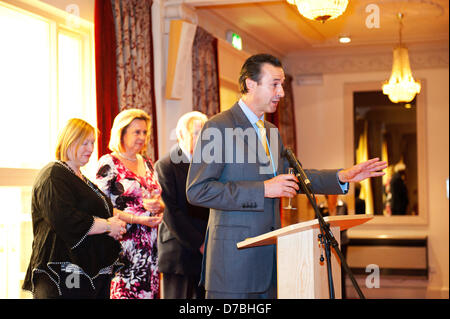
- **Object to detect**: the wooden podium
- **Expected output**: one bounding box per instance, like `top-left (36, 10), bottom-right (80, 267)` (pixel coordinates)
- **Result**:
top-left (237, 215), bottom-right (373, 299)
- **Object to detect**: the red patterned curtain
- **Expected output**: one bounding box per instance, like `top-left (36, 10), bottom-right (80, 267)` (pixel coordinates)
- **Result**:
top-left (191, 26), bottom-right (220, 117)
top-left (266, 74), bottom-right (297, 154)
top-left (94, 0), bottom-right (119, 158)
top-left (111, 0), bottom-right (158, 161)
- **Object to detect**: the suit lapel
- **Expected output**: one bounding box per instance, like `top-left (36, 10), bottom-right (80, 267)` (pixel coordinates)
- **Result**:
top-left (229, 103), bottom-right (258, 156)
top-left (229, 103), bottom-right (253, 130)
top-left (229, 103), bottom-right (273, 172)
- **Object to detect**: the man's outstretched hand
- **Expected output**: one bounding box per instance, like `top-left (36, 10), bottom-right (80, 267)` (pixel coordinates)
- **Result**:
top-left (338, 158), bottom-right (388, 183)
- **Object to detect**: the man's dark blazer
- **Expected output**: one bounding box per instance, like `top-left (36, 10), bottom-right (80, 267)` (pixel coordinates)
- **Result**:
top-left (186, 103), bottom-right (346, 294)
top-left (155, 145), bottom-right (209, 276)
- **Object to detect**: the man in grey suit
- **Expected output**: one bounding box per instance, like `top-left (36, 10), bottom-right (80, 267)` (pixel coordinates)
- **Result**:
top-left (186, 54), bottom-right (387, 299)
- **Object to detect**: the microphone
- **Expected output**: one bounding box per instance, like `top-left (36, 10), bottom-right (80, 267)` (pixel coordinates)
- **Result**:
top-left (282, 148), bottom-right (313, 194)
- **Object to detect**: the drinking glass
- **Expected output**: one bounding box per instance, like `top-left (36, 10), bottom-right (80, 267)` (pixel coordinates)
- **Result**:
top-left (143, 188), bottom-right (161, 216)
top-left (283, 167), bottom-right (297, 210)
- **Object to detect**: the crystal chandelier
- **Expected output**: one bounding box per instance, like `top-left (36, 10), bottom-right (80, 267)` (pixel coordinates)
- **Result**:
top-left (286, 0), bottom-right (349, 22)
top-left (382, 13), bottom-right (421, 103)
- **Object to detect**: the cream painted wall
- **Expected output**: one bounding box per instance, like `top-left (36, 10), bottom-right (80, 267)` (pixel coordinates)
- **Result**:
top-left (290, 66), bottom-right (449, 297)
top-left (217, 39), bottom-right (249, 112)
top-left (155, 0), bottom-right (272, 157)
top-left (420, 67), bottom-right (449, 297)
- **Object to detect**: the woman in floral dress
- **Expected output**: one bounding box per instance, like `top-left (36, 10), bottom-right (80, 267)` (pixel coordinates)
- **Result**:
top-left (95, 109), bottom-right (164, 299)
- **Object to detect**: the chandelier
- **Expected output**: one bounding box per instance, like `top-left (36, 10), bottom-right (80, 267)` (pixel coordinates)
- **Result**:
top-left (286, 0), bottom-right (349, 22)
top-left (382, 13), bottom-right (421, 103)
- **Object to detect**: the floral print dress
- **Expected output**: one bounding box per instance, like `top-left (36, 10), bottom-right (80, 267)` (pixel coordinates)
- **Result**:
top-left (95, 154), bottom-right (161, 299)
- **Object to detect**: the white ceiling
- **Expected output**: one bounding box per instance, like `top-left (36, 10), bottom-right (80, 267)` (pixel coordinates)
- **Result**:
top-left (192, 0), bottom-right (449, 58)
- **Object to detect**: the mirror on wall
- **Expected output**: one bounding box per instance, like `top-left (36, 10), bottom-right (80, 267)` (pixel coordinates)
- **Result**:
top-left (353, 91), bottom-right (418, 216)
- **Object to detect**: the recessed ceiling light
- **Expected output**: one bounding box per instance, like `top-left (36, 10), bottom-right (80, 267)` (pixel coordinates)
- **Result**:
top-left (339, 36), bottom-right (351, 44)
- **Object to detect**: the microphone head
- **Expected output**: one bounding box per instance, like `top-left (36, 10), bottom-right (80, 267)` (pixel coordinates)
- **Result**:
top-left (283, 148), bottom-right (303, 167)
top-left (283, 148), bottom-right (296, 167)
top-left (282, 148), bottom-right (293, 158)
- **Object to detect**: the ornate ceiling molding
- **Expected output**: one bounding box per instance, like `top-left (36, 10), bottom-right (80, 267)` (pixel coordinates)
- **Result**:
top-left (284, 44), bottom-right (449, 76)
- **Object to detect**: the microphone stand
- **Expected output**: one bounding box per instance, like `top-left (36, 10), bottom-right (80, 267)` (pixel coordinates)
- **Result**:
top-left (294, 173), bottom-right (366, 299)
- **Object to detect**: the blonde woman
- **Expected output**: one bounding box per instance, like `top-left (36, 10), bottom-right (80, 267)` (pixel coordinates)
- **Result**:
top-left (23, 118), bottom-right (126, 299)
top-left (95, 109), bottom-right (164, 299)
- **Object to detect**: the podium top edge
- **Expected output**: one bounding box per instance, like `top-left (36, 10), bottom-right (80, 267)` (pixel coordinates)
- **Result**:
top-left (237, 215), bottom-right (373, 249)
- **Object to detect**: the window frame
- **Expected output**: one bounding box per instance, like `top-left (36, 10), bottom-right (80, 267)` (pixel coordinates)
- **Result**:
top-left (0, 0), bottom-right (96, 298)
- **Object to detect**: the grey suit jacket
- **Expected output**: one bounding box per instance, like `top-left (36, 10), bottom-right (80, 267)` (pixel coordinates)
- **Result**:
top-left (186, 103), bottom-right (345, 294)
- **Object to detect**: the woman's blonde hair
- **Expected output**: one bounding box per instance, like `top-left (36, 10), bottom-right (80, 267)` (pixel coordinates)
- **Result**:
top-left (55, 118), bottom-right (97, 161)
top-left (109, 108), bottom-right (151, 155)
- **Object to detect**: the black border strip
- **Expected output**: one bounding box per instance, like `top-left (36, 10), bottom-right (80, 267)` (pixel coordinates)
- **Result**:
top-left (348, 238), bottom-right (427, 247)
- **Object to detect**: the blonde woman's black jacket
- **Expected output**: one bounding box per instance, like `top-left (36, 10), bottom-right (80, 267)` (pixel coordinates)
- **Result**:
top-left (22, 162), bottom-right (121, 295)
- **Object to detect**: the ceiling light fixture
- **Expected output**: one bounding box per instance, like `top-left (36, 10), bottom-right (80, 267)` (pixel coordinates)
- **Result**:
top-left (286, 0), bottom-right (349, 23)
top-left (382, 13), bottom-right (421, 103)
top-left (339, 35), bottom-right (351, 44)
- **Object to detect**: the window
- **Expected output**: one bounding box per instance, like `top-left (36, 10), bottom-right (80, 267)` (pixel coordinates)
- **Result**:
top-left (0, 0), bottom-right (96, 298)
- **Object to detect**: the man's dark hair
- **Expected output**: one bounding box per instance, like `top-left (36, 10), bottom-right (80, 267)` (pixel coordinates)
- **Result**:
top-left (238, 53), bottom-right (282, 94)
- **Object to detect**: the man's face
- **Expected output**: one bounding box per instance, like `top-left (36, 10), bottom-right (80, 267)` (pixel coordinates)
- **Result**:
top-left (248, 63), bottom-right (285, 116)
top-left (180, 118), bottom-right (204, 155)
top-left (188, 119), bottom-right (203, 155)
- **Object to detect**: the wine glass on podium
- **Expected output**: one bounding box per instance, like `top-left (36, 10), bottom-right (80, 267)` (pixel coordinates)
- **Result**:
top-left (283, 167), bottom-right (297, 210)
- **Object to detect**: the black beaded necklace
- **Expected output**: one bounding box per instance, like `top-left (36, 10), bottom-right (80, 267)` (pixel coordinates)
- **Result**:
top-left (56, 161), bottom-right (112, 216)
